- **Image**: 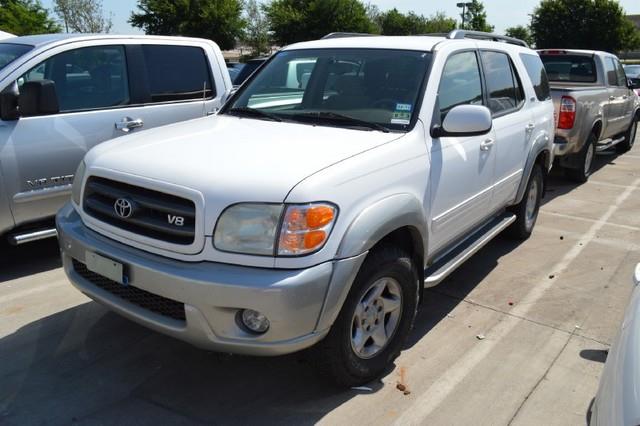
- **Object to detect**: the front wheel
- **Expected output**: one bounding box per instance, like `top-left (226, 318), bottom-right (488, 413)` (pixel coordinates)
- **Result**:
top-left (507, 164), bottom-right (543, 240)
top-left (312, 246), bottom-right (419, 387)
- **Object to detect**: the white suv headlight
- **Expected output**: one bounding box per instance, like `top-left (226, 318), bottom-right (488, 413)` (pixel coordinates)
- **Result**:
top-left (71, 161), bottom-right (86, 206)
top-left (214, 203), bottom-right (283, 255)
top-left (213, 202), bottom-right (337, 256)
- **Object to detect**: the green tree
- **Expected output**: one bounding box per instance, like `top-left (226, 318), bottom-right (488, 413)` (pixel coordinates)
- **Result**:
top-left (424, 12), bottom-right (457, 34)
top-left (0, 0), bottom-right (61, 35)
top-left (264, 0), bottom-right (376, 46)
top-left (505, 25), bottom-right (533, 46)
top-left (531, 0), bottom-right (640, 53)
top-left (378, 9), bottom-right (455, 35)
top-left (54, 0), bottom-right (112, 33)
top-left (461, 0), bottom-right (494, 32)
top-left (243, 0), bottom-right (270, 57)
top-left (130, 0), bottom-right (245, 50)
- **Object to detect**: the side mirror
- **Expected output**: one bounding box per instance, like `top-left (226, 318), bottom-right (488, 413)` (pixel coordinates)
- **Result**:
top-left (18, 80), bottom-right (59, 117)
top-left (432, 104), bottom-right (492, 138)
top-left (629, 78), bottom-right (640, 90)
top-left (0, 81), bottom-right (20, 121)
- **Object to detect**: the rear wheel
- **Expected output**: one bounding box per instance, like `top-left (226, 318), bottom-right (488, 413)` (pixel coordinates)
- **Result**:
top-left (312, 246), bottom-right (418, 387)
top-left (507, 164), bottom-right (543, 240)
top-left (565, 133), bottom-right (596, 183)
top-left (616, 117), bottom-right (637, 153)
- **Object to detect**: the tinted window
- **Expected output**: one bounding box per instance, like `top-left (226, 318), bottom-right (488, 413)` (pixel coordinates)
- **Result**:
top-left (19, 45), bottom-right (129, 112)
top-left (226, 49), bottom-right (431, 132)
top-left (481, 51), bottom-right (523, 115)
top-left (438, 51), bottom-right (483, 118)
top-left (613, 59), bottom-right (627, 87)
top-left (520, 53), bottom-right (551, 101)
top-left (541, 55), bottom-right (597, 83)
top-left (0, 43), bottom-right (33, 72)
top-left (604, 58), bottom-right (618, 86)
top-left (142, 45), bottom-right (213, 102)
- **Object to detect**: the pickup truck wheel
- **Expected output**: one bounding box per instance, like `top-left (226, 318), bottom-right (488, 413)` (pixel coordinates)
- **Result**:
top-left (312, 246), bottom-right (418, 387)
top-left (565, 133), bottom-right (596, 183)
top-left (507, 164), bottom-right (543, 239)
top-left (616, 117), bottom-right (637, 153)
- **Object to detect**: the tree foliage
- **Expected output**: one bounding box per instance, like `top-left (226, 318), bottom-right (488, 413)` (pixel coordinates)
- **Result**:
top-left (54, 0), bottom-right (112, 33)
top-left (264, 0), bottom-right (376, 46)
top-left (378, 9), bottom-right (456, 36)
top-left (129, 0), bottom-right (245, 50)
top-left (505, 25), bottom-right (533, 46)
top-left (0, 0), bottom-right (61, 35)
top-left (243, 0), bottom-right (270, 57)
top-left (461, 0), bottom-right (494, 32)
top-left (531, 0), bottom-right (640, 52)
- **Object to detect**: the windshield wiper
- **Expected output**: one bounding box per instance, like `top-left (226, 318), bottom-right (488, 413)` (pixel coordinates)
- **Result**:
top-left (291, 111), bottom-right (390, 133)
top-left (226, 107), bottom-right (282, 122)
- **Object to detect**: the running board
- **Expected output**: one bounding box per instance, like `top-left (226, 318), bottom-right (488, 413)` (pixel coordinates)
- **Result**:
top-left (8, 228), bottom-right (58, 245)
top-left (596, 136), bottom-right (625, 152)
top-left (424, 213), bottom-right (516, 287)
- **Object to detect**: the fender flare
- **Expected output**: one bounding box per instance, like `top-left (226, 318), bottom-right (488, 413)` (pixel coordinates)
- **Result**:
top-left (514, 134), bottom-right (551, 205)
top-left (315, 194), bottom-right (427, 332)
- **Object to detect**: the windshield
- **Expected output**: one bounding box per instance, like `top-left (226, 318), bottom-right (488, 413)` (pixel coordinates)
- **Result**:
top-left (223, 49), bottom-right (432, 132)
top-left (0, 43), bottom-right (33, 73)
top-left (540, 55), bottom-right (597, 83)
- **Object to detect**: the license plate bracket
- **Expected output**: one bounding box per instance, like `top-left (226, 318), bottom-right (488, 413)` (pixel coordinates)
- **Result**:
top-left (85, 251), bottom-right (126, 285)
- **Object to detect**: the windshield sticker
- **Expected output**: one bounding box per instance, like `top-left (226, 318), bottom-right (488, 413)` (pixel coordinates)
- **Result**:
top-left (392, 103), bottom-right (412, 124)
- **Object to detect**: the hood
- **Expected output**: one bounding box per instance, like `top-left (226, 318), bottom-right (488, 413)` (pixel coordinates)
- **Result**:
top-left (87, 115), bottom-right (402, 203)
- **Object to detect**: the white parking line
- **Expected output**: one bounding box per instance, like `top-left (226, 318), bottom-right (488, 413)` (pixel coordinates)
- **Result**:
top-left (539, 211), bottom-right (640, 232)
top-left (588, 180), bottom-right (640, 190)
top-left (394, 177), bottom-right (640, 425)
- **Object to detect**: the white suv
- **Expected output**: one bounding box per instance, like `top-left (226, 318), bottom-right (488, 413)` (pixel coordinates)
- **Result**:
top-left (57, 30), bottom-right (555, 386)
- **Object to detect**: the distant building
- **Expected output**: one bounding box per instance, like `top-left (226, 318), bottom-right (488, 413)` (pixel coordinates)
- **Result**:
top-left (622, 14), bottom-right (640, 60)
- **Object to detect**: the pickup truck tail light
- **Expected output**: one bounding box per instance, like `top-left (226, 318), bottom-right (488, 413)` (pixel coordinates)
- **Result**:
top-left (558, 96), bottom-right (576, 129)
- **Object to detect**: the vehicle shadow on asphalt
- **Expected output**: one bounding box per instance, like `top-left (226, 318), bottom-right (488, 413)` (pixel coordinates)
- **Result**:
top-left (0, 238), bottom-right (61, 283)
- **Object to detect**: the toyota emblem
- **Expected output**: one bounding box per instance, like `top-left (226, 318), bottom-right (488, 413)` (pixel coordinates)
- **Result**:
top-left (114, 198), bottom-right (133, 219)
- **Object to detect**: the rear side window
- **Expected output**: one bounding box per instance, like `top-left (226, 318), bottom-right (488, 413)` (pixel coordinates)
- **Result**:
top-left (141, 45), bottom-right (213, 102)
top-left (438, 51), bottom-right (483, 119)
top-left (519, 53), bottom-right (551, 101)
top-left (613, 59), bottom-right (627, 87)
top-left (540, 55), bottom-right (596, 83)
top-left (480, 51), bottom-right (524, 116)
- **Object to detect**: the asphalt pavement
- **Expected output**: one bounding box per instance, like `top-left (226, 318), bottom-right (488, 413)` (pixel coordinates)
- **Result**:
top-left (1, 135), bottom-right (639, 425)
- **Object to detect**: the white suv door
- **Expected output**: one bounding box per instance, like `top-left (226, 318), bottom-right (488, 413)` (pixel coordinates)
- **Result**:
top-left (0, 42), bottom-right (221, 227)
top-left (428, 50), bottom-right (497, 252)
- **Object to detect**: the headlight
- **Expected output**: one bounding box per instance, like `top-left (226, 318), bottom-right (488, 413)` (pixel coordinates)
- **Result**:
top-left (278, 203), bottom-right (336, 256)
top-left (213, 202), bottom-right (337, 256)
top-left (214, 203), bottom-right (283, 255)
top-left (71, 161), bottom-right (86, 206)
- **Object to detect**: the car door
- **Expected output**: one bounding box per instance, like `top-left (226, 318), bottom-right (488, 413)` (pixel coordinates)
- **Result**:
top-left (604, 56), bottom-right (627, 137)
top-left (0, 42), bottom-right (220, 227)
top-left (613, 58), bottom-right (635, 133)
top-left (428, 50), bottom-right (497, 253)
top-left (479, 50), bottom-right (528, 208)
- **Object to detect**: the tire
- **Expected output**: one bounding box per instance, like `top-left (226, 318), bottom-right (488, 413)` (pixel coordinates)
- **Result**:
top-left (312, 246), bottom-right (419, 387)
top-left (507, 164), bottom-right (543, 240)
top-left (565, 132), bottom-right (596, 183)
top-left (616, 116), bottom-right (637, 154)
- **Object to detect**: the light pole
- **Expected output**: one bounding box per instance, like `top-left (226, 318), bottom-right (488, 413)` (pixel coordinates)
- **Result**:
top-left (456, 2), bottom-right (473, 30)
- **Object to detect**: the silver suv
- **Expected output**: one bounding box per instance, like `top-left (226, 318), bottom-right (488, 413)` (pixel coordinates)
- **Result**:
top-left (57, 31), bottom-right (555, 386)
top-left (0, 34), bottom-right (232, 245)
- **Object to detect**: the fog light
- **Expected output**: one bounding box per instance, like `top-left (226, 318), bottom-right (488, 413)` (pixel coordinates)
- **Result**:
top-left (240, 309), bottom-right (270, 334)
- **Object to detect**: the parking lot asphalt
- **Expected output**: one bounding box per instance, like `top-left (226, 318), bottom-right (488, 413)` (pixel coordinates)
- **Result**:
top-left (1, 135), bottom-right (639, 426)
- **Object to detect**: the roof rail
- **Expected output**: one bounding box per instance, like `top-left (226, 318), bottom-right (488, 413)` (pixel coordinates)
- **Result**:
top-left (446, 30), bottom-right (529, 48)
top-left (321, 32), bottom-right (375, 40)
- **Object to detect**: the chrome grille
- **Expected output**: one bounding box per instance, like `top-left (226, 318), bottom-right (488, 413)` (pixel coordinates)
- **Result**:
top-left (83, 177), bottom-right (195, 245)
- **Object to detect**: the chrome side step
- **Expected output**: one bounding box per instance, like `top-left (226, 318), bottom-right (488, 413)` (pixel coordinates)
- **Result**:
top-left (596, 136), bottom-right (625, 152)
top-left (424, 213), bottom-right (516, 287)
top-left (8, 228), bottom-right (58, 245)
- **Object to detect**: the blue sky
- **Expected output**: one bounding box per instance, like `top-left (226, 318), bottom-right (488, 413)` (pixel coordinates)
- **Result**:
top-left (40, 0), bottom-right (640, 35)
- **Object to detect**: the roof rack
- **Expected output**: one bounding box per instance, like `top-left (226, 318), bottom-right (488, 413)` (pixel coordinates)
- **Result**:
top-left (445, 30), bottom-right (529, 48)
top-left (321, 32), bottom-right (375, 40)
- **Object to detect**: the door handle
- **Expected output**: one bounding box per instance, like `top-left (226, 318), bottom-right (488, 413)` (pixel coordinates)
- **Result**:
top-left (622, 95), bottom-right (629, 100)
top-left (115, 117), bottom-right (144, 133)
top-left (609, 95), bottom-right (616, 101)
top-left (526, 123), bottom-right (535, 132)
top-left (480, 138), bottom-right (495, 151)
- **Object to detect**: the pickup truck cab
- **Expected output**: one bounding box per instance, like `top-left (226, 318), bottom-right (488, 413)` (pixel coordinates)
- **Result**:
top-left (0, 34), bottom-right (232, 244)
top-left (57, 30), bottom-right (554, 386)
top-left (539, 49), bottom-right (640, 182)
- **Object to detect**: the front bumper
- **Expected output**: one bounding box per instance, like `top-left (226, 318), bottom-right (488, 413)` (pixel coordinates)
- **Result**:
top-left (56, 203), bottom-right (366, 356)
